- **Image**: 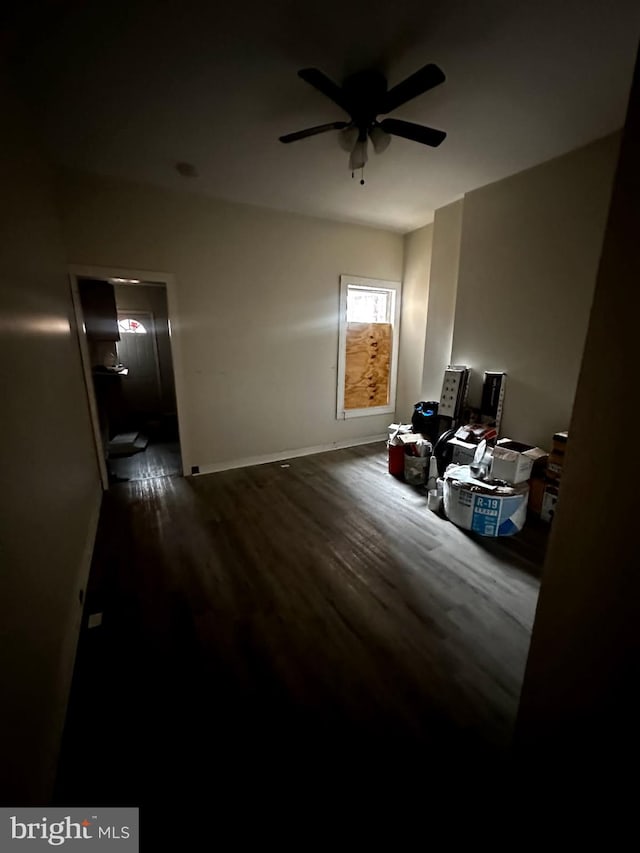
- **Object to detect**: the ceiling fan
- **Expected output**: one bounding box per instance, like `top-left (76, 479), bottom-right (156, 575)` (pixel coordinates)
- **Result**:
top-left (279, 63), bottom-right (447, 178)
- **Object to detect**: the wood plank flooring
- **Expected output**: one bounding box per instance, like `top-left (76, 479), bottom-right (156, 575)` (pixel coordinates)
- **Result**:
top-left (56, 442), bottom-right (545, 815)
top-left (109, 440), bottom-right (182, 481)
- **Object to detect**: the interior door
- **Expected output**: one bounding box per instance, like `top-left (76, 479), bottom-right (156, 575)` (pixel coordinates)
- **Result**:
top-left (116, 311), bottom-right (162, 416)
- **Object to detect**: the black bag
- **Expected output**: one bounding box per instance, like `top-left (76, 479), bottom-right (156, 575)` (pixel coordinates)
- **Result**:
top-left (411, 401), bottom-right (439, 442)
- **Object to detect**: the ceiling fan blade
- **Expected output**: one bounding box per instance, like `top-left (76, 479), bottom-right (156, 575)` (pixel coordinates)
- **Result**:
top-left (379, 118), bottom-right (446, 147)
top-left (380, 63), bottom-right (445, 114)
top-left (279, 121), bottom-right (348, 143)
top-left (369, 124), bottom-right (391, 154)
top-left (298, 68), bottom-right (353, 115)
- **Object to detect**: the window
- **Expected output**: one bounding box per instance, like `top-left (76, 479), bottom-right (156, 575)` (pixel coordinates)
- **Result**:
top-left (118, 318), bottom-right (147, 334)
top-left (337, 275), bottom-right (401, 419)
top-left (346, 287), bottom-right (391, 323)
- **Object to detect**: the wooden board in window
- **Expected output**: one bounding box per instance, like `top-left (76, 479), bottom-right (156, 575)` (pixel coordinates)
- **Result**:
top-left (344, 322), bottom-right (392, 409)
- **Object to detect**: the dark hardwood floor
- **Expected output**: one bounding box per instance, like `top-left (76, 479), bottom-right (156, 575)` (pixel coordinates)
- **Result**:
top-left (109, 440), bottom-right (182, 481)
top-left (56, 442), bottom-right (545, 819)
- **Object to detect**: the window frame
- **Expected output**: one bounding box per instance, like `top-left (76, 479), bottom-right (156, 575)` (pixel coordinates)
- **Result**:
top-left (336, 274), bottom-right (402, 420)
top-left (118, 317), bottom-right (148, 334)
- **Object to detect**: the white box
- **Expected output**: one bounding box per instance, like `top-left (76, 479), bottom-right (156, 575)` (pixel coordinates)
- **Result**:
top-left (490, 441), bottom-right (548, 484)
top-left (447, 437), bottom-right (477, 465)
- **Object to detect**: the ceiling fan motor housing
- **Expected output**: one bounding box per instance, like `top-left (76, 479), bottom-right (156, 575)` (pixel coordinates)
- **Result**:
top-left (342, 69), bottom-right (388, 133)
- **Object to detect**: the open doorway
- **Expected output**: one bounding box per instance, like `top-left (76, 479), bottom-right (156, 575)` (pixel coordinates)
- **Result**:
top-left (71, 270), bottom-right (183, 486)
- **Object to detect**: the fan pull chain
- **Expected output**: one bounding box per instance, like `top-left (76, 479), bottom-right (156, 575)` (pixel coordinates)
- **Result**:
top-left (351, 166), bottom-right (366, 185)
top-left (351, 167), bottom-right (366, 185)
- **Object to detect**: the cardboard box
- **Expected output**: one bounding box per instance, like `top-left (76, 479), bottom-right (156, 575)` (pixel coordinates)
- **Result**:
top-left (546, 432), bottom-right (568, 481)
top-left (552, 431), bottom-right (568, 451)
top-left (546, 453), bottom-right (564, 481)
top-left (398, 433), bottom-right (424, 447)
top-left (388, 423), bottom-right (412, 445)
top-left (447, 437), bottom-right (478, 466)
top-left (398, 433), bottom-right (432, 460)
top-left (454, 423), bottom-right (498, 443)
top-left (490, 440), bottom-right (548, 484)
top-left (541, 482), bottom-right (560, 523)
top-left (528, 476), bottom-right (546, 515)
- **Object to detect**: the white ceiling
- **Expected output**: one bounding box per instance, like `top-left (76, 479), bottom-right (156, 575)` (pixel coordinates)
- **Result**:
top-left (11, 0), bottom-right (640, 232)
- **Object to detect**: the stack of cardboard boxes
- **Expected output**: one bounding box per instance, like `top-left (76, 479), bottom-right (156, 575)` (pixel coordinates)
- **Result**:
top-left (441, 422), bottom-right (569, 526)
top-left (539, 431), bottom-right (568, 523)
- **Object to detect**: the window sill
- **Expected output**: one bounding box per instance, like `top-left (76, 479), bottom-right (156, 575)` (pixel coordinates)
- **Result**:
top-left (339, 405), bottom-right (395, 419)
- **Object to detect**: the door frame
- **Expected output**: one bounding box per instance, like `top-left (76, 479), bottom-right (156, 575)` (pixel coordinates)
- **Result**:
top-left (69, 265), bottom-right (187, 484)
top-left (69, 277), bottom-right (110, 489)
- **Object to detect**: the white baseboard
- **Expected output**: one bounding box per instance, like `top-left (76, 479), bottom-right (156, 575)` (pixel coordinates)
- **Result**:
top-left (193, 433), bottom-right (387, 476)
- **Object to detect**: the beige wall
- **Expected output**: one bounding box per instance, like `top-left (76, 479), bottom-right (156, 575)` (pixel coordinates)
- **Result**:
top-left (0, 82), bottom-right (101, 802)
top-left (516, 59), bottom-right (636, 770)
top-left (396, 224), bottom-right (432, 421)
top-left (449, 134), bottom-right (619, 448)
top-left (421, 200), bottom-right (463, 402)
top-left (58, 172), bottom-right (404, 469)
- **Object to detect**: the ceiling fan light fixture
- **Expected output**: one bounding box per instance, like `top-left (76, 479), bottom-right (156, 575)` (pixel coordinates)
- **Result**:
top-left (338, 125), bottom-right (358, 152)
top-left (370, 125), bottom-right (391, 154)
top-left (349, 139), bottom-right (368, 171)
